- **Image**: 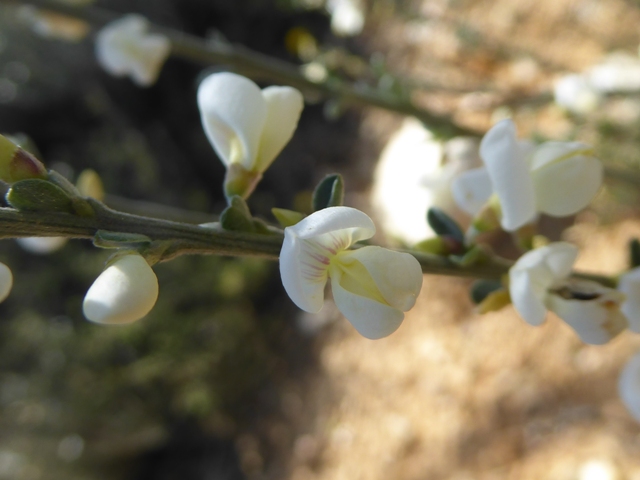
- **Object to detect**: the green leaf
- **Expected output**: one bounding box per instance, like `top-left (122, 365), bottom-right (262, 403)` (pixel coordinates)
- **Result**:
top-left (272, 208), bottom-right (305, 228)
top-left (427, 207), bottom-right (464, 243)
top-left (94, 230), bottom-right (153, 249)
top-left (470, 279), bottom-right (504, 305)
top-left (312, 174), bottom-right (344, 211)
top-left (6, 179), bottom-right (74, 213)
top-left (630, 238), bottom-right (640, 268)
top-left (220, 195), bottom-right (255, 232)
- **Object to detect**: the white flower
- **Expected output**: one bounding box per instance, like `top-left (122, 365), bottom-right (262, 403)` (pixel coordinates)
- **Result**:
top-left (553, 74), bottom-right (601, 115)
top-left (95, 14), bottom-right (171, 87)
top-left (17, 237), bottom-right (67, 254)
top-left (198, 72), bottom-right (304, 173)
top-left (0, 262), bottom-right (12, 303)
top-left (618, 267), bottom-right (640, 333)
top-left (619, 351), bottom-right (640, 422)
top-left (452, 119), bottom-right (603, 231)
top-left (327, 0), bottom-right (365, 37)
top-left (83, 254), bottom-right (158, 325)
top-left (279, 206), bottom-right (423, 339)
top-left (587, 53), bottom-right (640, 93)
top-left (509, 242), bottom-right (627, 344)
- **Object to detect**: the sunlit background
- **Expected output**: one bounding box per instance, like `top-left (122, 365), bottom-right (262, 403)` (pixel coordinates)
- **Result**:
top-left (1, 0), bottom-right (640, 479)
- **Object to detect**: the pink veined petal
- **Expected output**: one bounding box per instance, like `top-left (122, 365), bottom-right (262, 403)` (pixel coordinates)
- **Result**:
top-left (480, 119), bottom-right (536, 231)
top-left (619, 352), bottom-right (640, 422)
top-left (344, 246), bottom-right (423, 312)
top-left (279, 227), bottom-right (328, 313)
top-left (197, 72), bottom-right (267, 169)
top-left (330, 267), bottom-right (404, 339)
top-left (619, 267), bottom-right (640, 333)
top-left (254, 86), bottom-right (304, 173)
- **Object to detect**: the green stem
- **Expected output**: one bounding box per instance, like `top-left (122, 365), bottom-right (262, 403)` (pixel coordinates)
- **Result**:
top-left (0, 201), bottom-right (617, 286)
top-left (1, 0), bottom-right (479, 138)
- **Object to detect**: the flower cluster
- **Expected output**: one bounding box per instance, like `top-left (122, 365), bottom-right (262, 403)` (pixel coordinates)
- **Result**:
top-left (452, 119), bottom-right (602, 232)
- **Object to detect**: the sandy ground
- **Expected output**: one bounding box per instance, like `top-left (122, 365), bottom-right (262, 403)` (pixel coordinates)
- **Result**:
top-left (240, 0), bottom-right (640, 478)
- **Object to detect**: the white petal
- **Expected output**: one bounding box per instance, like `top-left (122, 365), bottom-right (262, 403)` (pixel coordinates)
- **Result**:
top-left (479, 119), bottom-right (536, 231)
top-left (254, 86), bottom-right (304, 173)
top-left (330, 267), bottom-right (404, 339)
top-left (0, 262), bottom-right (12, 303)
top-left (619, 352), bottom-right (640, 422)
top-left (83, 254), bottom-right (158, 325)
top-left (279, 207), bottom-right (376, 313)
top-left (197, 72), bottom-right (267, 169)
top-left (451, 167), bottom-right (492, 216)
top-left (618, 267), bottom-right (640, 333)
top-left (546, 280), bottom-right (627, 345)
top-left (553, 74), bottom-right (601, 114)
top-left (95, 15), bottom-right (169, 87)
top-left (345, 246), bottom-right (423, 311)
top-left (530, 142), bottom-right (603, 217)
top-left (508, 242), bottom-right (578, 326)
top-left (16, 237), bottom-right (67, 254)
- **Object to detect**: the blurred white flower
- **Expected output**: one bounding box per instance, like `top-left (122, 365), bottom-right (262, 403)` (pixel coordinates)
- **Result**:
top-left (371, 118), bottom-right (480, 244)
top-left (16, 237), bottom-right (67, 255)
top-left (452, 119), bottom-right (602, 231)
top-left (279, 206), bottom-right (423, 339)
top-left (0, 262), bottom-right (12, 303)
top-left (509, 242), bottom-right (627, 344)
top-left (95, 14), bottom-right (171, 87)
top-left (326, 0), bottom-right (364, 36)
top-left (618, 267), bottom-right (640, 333)
top-left (197, 72), bottom-right (304, 198)
top-left (587, 52), bottom-right (640, 93)
top-left (553, 74), bottom-right (601, 115)
top-left (83, 254), bottom-right (158, 325)
top-left (619, 351), bottom-right (640, 422)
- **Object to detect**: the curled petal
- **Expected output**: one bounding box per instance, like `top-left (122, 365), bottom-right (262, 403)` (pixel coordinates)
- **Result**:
top-left (618, 267), bottom-right (640, 333)
top-left (480, 119), bottom-right (536, 231)
top-left (330, 267), bottom-right (404, 339)
top-left (509, 242), bottom-right (578, 326)
top-left (344, 246), bottom-right (423, 312)
top-left (530, 142), bottom-right (603, 217)
top-left (83, 254), bottom-right (158, 324)
top-left (279, 207), bottom-right (375, 313)
top-left (619, 352), bottom-right (640, 422)
top-left (0, 262), bottom-right (12, 303)
top-left (254, 86), bottom-right (304, 173)
top-left (546, 280), bottom-right (627, 345)
top-left (197, 72), bottom-right (267, 169)
top-left (451, 167), bottom-right (492, 216)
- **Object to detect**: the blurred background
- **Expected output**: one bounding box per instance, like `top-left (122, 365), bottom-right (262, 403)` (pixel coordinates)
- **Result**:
top-left (1, 0), bottom-right (640, 479)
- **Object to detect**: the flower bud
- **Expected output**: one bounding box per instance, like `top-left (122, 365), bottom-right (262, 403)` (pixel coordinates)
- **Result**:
top-left (83, 254), bottom-right (158, 325)
top-left (0, 262), bottom-right (12, 303)
top-left (0, 135), bottom-right (47, 184)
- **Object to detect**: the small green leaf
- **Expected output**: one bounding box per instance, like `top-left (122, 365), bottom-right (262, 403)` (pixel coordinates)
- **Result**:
top-left (470, 279), bottom-right (504, 305)
top-left (427, 207), bottom-right (464, 243)
top-left (630, 238), bottom-right (640, 268)
top-left (272, 208), bottom-right (305, 228)
top-left (220, 195), bottom-right (255, 232)
top-left (312, 174), bottom-right (344, 212)
top-left (94, 230), bottom-right (153, 249)
top-left (6, 179), bottom-right (74, 213)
